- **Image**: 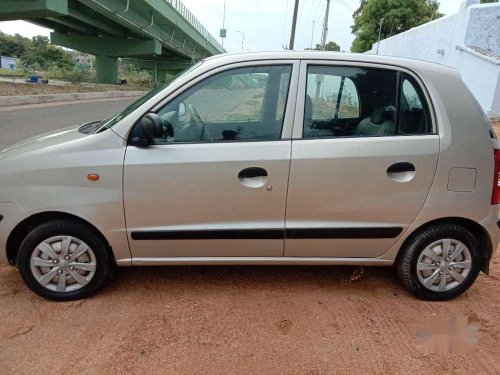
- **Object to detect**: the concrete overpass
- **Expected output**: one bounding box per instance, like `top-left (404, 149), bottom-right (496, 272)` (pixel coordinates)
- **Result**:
top-left (0, 0), bottom-right (226, 83)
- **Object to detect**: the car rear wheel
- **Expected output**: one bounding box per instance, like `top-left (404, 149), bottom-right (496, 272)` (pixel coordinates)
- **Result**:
top-left (397, 223), bottom-right (481, 300)
top-left (17, 220), bottom-right (111, 301)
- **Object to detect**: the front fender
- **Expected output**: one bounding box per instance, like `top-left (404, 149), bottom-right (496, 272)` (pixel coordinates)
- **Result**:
top-left (0, 202), bottom-right (28, 265)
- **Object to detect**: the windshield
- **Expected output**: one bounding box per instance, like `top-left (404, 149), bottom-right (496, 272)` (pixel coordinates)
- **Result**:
top-left (97, 61), bottom-right (203, 132)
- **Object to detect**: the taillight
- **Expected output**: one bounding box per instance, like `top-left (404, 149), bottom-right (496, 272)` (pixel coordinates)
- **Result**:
top-left (491, 149), bottom-right (500, 204)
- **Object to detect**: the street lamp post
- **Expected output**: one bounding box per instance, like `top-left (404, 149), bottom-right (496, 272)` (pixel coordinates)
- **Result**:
top-left (237, 30), bottom-right (245, 51)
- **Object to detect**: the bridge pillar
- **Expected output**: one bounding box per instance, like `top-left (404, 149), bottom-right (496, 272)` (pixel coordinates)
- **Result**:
top-left (152, 62), bottom-right (163, 84)
top-left (157, 69), bottom-right (168, 83)
top-left (95, 56), bottom-right (117, 84)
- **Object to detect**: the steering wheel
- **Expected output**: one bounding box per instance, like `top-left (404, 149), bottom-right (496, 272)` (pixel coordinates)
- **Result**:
top-left (187, 104), bottom-right (213, 142)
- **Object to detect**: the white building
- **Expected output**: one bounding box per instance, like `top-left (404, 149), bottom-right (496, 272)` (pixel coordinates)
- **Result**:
top-left (0, 56), bottom-right (18, 70)
top-left (369, 0), bottom-right (500, 118)
top-left (70, 52), bottom-right (93, 68)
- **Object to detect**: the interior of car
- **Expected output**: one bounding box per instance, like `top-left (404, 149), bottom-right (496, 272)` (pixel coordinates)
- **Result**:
top-left (130, 65), bottom-right (431, 144)
top-left (153, 65), bottom-right (292, 143)
top-left (303, 68), bottom-right (430, 138)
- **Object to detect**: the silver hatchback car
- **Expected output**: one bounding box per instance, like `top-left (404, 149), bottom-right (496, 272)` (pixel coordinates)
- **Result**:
top-left (0, 52), bottom-right (498, 301)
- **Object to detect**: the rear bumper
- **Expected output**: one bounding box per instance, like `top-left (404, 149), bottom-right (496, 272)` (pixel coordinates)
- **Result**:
top-left (0, 202), bottom-right (28, 265)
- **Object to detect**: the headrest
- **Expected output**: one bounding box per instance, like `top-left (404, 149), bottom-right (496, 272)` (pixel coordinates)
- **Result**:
top-left (370, 107), bottom-right (385, 125)
top-left (371, 106), bottom-right (395, 125)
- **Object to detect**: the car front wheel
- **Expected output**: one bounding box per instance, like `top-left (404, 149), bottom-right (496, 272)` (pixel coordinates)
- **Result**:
top-left (17, 220), bottom-right (111, 301)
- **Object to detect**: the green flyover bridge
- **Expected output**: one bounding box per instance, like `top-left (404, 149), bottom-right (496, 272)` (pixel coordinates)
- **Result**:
top-left (0, 0), bottom-right (226, 83)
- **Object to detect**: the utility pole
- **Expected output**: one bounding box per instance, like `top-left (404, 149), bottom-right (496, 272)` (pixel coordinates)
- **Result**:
top-left (315, 0), bottom-right (331, 100)
top-left (320, 0), bottom-right (331, 51)
top-left (310, 20), bottom-right (315, 49)
top-left (221, 0), bottom-right (226, 47)
top-left (288, 0), bottom-right (300, 50)
top-left (376, 18), bottom-right (384, 55)
top-left (237, 30), bottom-right (245, 51)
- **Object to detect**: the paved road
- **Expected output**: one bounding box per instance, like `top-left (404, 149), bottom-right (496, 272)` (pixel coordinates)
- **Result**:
top-left (0, 98), bottom-right (135, 150)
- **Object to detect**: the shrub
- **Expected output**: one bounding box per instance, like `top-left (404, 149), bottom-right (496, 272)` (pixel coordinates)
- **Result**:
top-left (120, 64), bottom-right (154, 87)
top-left (46, 66), bottom-right (94, 84)
top-left (0, 68), bottom-right (24, 77)
top-left (63, 67), bottom-right (90, 84)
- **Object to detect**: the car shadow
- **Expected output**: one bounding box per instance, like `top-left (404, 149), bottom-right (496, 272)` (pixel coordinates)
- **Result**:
top-left (102, 264), bottom-right (404, 298)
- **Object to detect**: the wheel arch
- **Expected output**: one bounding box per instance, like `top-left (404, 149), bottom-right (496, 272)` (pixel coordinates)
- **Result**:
top-left (396, 217), bottom-right (493, 274)
top-left (6, 211), bottom-right (116, 267)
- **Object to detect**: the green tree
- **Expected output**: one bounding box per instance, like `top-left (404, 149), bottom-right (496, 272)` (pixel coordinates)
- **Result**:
top-left (351, 0), bottom-right (443, 53)
top-left (0, 31), bottom-right (31, 58)
top-left (480, 0), bottom-right (498, 3)
top-left (306, 41), bottom-right (341, 51)
top-left (353, 0), bottom-right (368, 17)
top-left (21, 35), bottom-right (74, 71)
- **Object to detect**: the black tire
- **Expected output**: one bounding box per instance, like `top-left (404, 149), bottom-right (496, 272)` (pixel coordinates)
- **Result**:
top-left (396, 223), bottom-right (481, 301)
top-left (17, 220), bottom-right (111, 301)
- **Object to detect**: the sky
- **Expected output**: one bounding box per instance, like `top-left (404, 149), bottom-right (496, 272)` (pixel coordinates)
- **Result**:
top-left (0, 0), bottom-right (464, 53)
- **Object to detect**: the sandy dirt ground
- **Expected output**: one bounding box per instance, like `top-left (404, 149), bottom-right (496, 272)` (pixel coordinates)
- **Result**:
top-left (1, 252), bottom-right (499, 375)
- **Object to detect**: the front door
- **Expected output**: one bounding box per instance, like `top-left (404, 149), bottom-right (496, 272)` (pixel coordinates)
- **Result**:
top-left (285, 61), bottom-right (440, 258)
top-left (124, 62), bottom-right (297, 260)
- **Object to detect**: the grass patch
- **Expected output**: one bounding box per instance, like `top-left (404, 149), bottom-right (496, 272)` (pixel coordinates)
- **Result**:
top-left (0, 68), bottom-right (24, 77)
top-left (0, 81), bottom-right (148, 96)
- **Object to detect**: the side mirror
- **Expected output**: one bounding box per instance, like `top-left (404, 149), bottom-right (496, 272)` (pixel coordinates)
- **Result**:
top-left (140, 113), bottom-right (163, 139)
top-left (178, 102), bottom-right (186, 117)
top-left (129, 113), bottom-right (163, 147)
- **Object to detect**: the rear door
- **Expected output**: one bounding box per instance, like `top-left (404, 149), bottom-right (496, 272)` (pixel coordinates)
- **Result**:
top-left (285, 60), bottom-right (439, 258)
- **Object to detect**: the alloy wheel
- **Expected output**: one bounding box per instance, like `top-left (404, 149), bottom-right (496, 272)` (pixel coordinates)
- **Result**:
top-left (29, 236), bottom-right (97, 293)
top-left (416, 238), bottom-right (472, 292)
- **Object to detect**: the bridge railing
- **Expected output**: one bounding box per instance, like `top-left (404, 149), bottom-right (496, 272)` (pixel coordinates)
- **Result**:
top-left (164, 0), bottom-right (225, 52)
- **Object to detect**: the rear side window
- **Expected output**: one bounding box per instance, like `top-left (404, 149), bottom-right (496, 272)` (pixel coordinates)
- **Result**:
top-left (337, 78), bottom-right (360, 118)
top-left (304, 66), bottom-right (398, 138)
top-left (399, 73), bottom-right (432, 135)
top-left (306, 72), bottom-right (360, 121)
top-left (303, 66), bottom-right (433, 139)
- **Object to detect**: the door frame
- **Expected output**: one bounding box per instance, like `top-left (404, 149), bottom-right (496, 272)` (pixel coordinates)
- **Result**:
top-left (283, 59), bottom-right (441, 258)
top-left (123, 60), bottom-right (302, 261)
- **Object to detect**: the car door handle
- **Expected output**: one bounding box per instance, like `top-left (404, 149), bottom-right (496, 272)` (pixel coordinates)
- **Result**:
top-left (238, 167), bottom-right (268, 179)
top-left (387, 162), bottom-right (415, 174)
top-left (387, 162), bottom-right (416, 183)
top-left (238, 167), bottom-right (268, 188)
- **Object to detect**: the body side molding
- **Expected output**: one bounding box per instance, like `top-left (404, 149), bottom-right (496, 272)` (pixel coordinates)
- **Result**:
top-left (131, 227), bottom-right (403, 240)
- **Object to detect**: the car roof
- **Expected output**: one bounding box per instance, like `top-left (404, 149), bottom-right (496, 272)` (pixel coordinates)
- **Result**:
top-left (203, 51), bottom-right (455, 75)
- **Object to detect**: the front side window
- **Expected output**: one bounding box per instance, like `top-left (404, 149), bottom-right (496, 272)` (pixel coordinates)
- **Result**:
top-left (303, 66), bottom-right (432, 139)
top-left (153, 65), bottom-right (292, 143)
top-left (99, 61), bottom-right (203, 132)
